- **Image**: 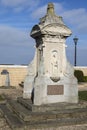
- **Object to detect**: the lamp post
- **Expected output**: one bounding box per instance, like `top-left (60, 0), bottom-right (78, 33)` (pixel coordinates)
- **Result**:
top-left (73, 36), bottom-right (78, 66)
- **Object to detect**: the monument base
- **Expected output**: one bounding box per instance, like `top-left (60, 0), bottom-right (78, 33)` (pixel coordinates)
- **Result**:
top-left (18, 97), bottom-right (80, 112)
top-left (1, 97), bottom-right (87, 129)
top-left (34, 74), bottom-right (78, 105)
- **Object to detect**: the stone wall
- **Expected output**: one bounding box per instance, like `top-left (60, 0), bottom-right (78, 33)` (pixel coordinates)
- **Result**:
top-left (0, 65), bottom-right (87, 88)
top-left (0, 65), bottom-right (27, 88)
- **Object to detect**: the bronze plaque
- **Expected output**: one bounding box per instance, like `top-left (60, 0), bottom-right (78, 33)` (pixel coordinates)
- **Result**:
top-left (47, 85), bottom-right (64, 95)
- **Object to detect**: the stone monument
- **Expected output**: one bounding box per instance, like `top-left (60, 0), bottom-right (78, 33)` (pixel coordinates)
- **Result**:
top-left (23, 3), bottom-right (78, 105)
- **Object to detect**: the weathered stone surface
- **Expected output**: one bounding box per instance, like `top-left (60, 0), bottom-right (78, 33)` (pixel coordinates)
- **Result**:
top-left (23, 2), bottom-right (78, 105)
top-left (0, 88), bottom-right (87, 130)
top-left (0, 99), bottom-right (87, 130)
top-left (18, 97), bottom-right (87, 112)
top-left (23, 53), bottom-right (37, 99)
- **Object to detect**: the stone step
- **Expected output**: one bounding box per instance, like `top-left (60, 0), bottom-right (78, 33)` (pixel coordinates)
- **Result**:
top-left (17, 97), bottom-right (87, 112)
top-left (0, 104), bottom-right (24, 130)
top-left (17, 97), bottom-right (32, 111)
top-left (7, 99), bottom-right (87, 123)
top-left (24, 117), bottom-right (87, 130)
top-left (1, 101), bottom-right (87, 130)
top-left (8, 100), bottom-right (59, 122)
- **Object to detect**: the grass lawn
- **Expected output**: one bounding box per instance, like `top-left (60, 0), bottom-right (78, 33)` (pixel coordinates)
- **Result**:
top-left (79, 91), bottom-right (87, 101)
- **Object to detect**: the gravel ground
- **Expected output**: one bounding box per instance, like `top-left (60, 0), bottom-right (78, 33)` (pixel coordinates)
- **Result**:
top-left (0, 87), bottom-right (23, 99)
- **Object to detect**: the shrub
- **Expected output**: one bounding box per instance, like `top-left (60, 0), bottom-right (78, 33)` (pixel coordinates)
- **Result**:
top-left (74, 70), bottom-right (84, 82)
top-left (83, 76), bottom-right (87, 82)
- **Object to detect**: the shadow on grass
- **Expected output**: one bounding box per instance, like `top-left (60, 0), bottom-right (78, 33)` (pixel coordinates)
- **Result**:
top-left (79, 91), bottom-right (87, 101)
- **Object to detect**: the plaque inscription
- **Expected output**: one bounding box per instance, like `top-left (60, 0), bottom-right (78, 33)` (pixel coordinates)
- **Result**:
top-left (47, 85), bottom-right (64, 95)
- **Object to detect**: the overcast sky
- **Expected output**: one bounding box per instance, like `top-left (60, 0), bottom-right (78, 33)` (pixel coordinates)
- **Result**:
top-left (0, 0), bottom-right (87, 66)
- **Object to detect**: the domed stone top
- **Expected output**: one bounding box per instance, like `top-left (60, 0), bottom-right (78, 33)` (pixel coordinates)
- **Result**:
top-left (39, 3), bottom-right (64, 26)
top-left (30, 3), bottom-right (72, 38)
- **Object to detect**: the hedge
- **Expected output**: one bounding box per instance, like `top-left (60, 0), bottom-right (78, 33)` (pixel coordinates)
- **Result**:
top-left (74, 70), bottom-right (84, 82)
top-left (83, 76), bottom-right (87, 82)
top-left (74, 70), bottom-right (87, 82)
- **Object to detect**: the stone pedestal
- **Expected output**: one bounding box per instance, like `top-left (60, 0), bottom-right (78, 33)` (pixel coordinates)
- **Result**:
top-left (23, 3), bottom-right (78, 105)
top-left (34, 59), bottom-right (78, 105)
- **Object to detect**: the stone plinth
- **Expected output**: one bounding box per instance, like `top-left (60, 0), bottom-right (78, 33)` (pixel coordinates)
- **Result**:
top-left (17, 97), bottom-right (87, 112)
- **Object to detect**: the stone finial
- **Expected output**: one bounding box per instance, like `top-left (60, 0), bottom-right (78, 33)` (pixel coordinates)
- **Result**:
top-left (47, 3), bottom-right (55, 15)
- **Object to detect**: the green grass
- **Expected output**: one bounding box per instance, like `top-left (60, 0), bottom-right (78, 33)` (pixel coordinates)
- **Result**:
top-left (0, 95), bottom-right (4, 101)
top-left (79, 91), bottom-right (87, 101)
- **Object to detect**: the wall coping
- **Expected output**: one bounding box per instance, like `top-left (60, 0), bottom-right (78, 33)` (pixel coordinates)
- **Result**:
top-left (0, 65), bottom-right (28, 68)
top-left (0, 65), bottom-right (87, 68)
top-left (74, 66), bottom-right (87, 68)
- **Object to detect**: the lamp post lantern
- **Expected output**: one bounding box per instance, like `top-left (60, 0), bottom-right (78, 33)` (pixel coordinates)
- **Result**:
top-left (73, 36), bottom-right (78, 66)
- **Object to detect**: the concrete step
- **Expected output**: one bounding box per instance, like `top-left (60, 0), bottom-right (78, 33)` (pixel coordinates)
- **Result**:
top-left (17, 97), bottom-right (87, 112)
top-left (7, 99), bottom-right (87, 123)
top-left (17, 97), bottom-right (32, 111)
top-left (1, 101), bottom-right (87, 130)
top-left (0, 104), bottom-right (24, 130)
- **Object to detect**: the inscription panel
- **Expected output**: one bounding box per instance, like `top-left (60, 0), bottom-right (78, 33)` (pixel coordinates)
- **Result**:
top-left (47, 85), bottom-right (64, 95)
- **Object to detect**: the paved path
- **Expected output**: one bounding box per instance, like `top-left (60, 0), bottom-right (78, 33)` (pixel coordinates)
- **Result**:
top-left (78, 83), bottom-right (87, 91)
